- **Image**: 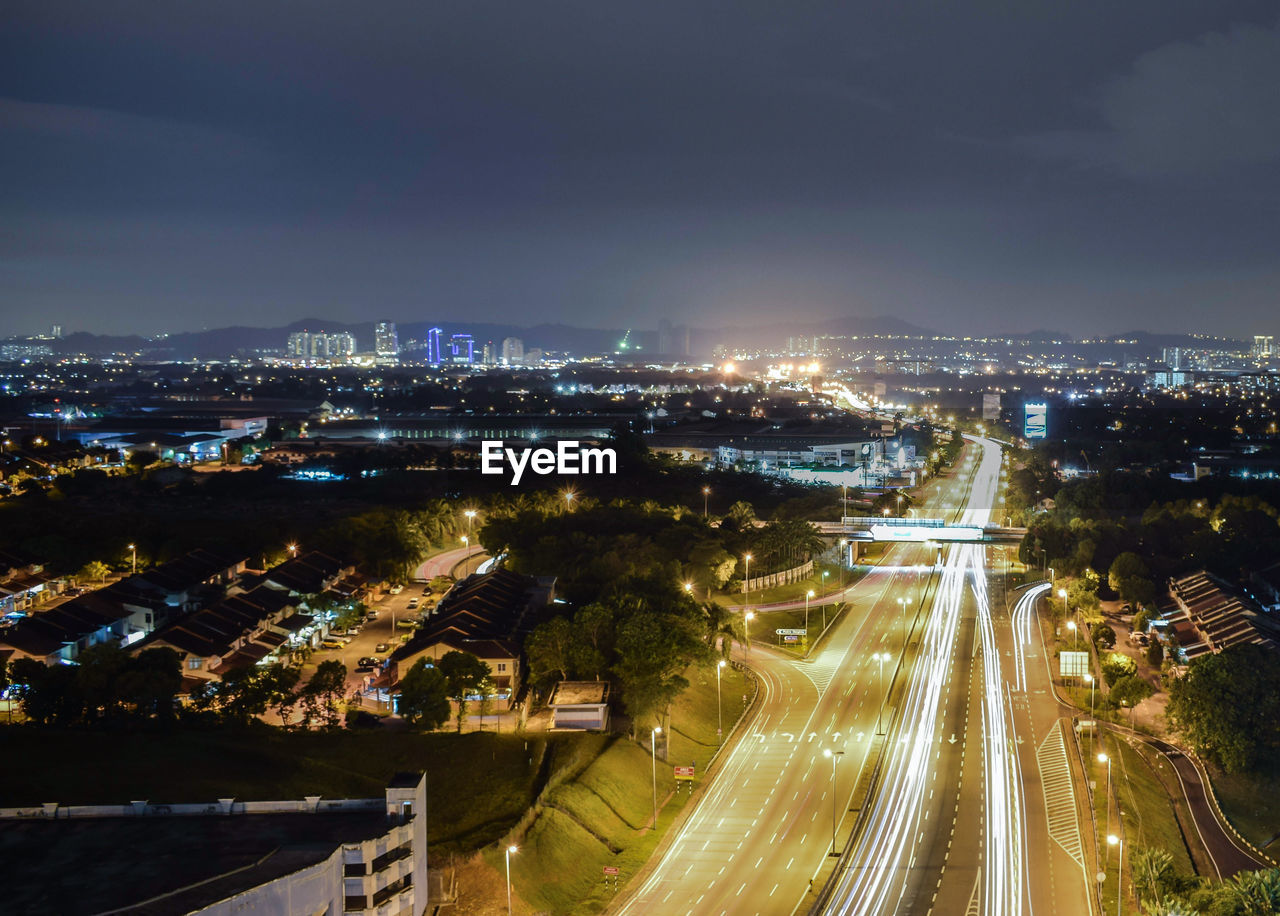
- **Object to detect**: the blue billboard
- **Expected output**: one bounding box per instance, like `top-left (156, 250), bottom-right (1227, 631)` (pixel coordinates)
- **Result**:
top-left (1024, 402), bottom-right (1047, 439)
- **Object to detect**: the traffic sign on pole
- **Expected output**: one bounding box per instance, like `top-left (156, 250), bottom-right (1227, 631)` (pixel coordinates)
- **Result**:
top-left (775, 627), bottom-right (806, 636)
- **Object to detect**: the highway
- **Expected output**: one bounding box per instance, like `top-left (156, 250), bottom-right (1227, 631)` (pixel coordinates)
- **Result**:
top-left (612, 444), bottom-right (991, 916)
top-left (817, 438), bottom-right (1091, 916)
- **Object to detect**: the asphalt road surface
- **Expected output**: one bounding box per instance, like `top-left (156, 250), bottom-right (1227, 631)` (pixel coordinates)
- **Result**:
top-left (613, 445), bottom-right (990, 916)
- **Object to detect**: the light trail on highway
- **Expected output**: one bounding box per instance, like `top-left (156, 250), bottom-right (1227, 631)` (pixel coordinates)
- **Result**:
top-left (819, 436), bottom-right (1029, 916)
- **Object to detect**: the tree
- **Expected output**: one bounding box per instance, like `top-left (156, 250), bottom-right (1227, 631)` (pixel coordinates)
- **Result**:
top-left (267, 666), bottom-right (303, 726)
top-left (1100, 652), bottom-right (1137, 686)
top-left (1108, 674), bottom-right (1153, 711)
top-left (1092, 623), bottom-right (1116, 650)
top-left (1146, 641), bottom-right (1165, 668)
top-left (397, 659), bottom-right (451, 730)
top-left (300, 660), bottom-right (348, 729)
top-left (1167, 644), bottom-right (1280, 773)
top-left (572, 602), bottom-right (615, 681)
top-left (1109, 551), bottom-right (1157, 607)
top-left (1227, 868), bottom-right (1280, 916)
top-left (525, 617), bottom-right (575, 687)
top-left (79, 560), bottom-right (111, 585)
top-left (613, 610), bottom-right (710, 734)
top-left (701, 601), bottom-right (743, 658)
top-left (117, 647), bottom-right (184, 721)
top-left (438, 651), bottom-right (490, 732)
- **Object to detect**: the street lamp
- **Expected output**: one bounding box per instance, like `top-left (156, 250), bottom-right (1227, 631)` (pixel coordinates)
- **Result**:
top-left (873, 652), bottom-right (890, 735)
top-left (896, 596), bottom-right (908, 654)
top-left (716, 660), bottom-right (726, 740)
top-left (128, 543), bottom-right (137, 575)
top-left (564, 490), bottom-right (576, 513)
top-left (742, 553), bottom-right (752, 601)
top-left (461, 535), bottom-right (470, 567)
top-left (744, 611), bottom-right (755, 653)
top-left (1098, 752), bottom-right (1112, 849)
top-left (683, 581), bottom-right (694, 595)
top-left (287, 543), bottom-right (298, 559)
top-left (896, 493), bottom-right (903, 517)
top-left (1107, 834), bottom-right (1124, 916)
top-left (822, 748), bottom-right (845, 855)
top-left (703, 486), bottom-right (711, 518)
top-left (1085, 673), bottom-right (1096, 721)
top-left (805, 589), bottom-right (814, 635)
top-left (505, 844), bottom-right (518, 915)
top-left (650, 726), bottom-right (663, 825)
top-left (1067, 619), bottom-right (1078, 650)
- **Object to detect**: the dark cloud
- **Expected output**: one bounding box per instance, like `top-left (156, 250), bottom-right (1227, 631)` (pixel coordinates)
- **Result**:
top-left (1, 1), bottom-right (1279, 338)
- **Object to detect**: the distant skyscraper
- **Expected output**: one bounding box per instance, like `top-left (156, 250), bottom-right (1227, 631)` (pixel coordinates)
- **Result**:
top-left (1162, 346), bottom-right (1182, 370)
top-left (502, 336), bottom-right (524, 366)
top-left (481, 341), bottom-right (496, 365)
top-left (1253, 335), bottom-right (1273, 360)
top-left (426, 327), bottom-right (443, 365)
top-left (374, 321), bottom-right (399, 359)
top-left (286, 331), bottom-right (356, 361)
top-left (449, 333), bottom-right (474, 365)
top-left (50, 325), bottom-right (63, 339)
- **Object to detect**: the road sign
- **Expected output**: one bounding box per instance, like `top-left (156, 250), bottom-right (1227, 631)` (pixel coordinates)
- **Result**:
top-left (775, 627), bottom-right (806, 636)
top-left (1060, 650), bottom-right (1090, 678)
top-left (674, 766), bottom-right (696, 781)
top-left (603, 866), bottom-right (620, 876)
top-left (783, 635), bottom-right (799, 643)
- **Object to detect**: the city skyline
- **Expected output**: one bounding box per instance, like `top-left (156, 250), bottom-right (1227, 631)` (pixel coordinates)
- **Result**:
top-left (5, 3), bottom-right (1280, 338)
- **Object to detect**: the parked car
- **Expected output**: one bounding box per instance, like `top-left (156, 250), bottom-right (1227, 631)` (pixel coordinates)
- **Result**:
top-left (320, 638), bottom-right (343, 650)
top-left (375, 643), bottom-right (389, 653)
top-left (366, 610), bottom-right (379, 621)
top-left (407, 598), bottom-right (419, 609)
top-left (388, 584), bottom-right (403, 595)
top-left (358, 656), bottom-right (381, 667)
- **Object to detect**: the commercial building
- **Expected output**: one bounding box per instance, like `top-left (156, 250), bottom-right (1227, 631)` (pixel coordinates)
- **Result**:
top-left (426, 327), bottom-right (443, 365)
top-left (502, 336), bottom-right (524, 366)
top-left (375, 322), bottom-right (400, 362)
top-left (1, 773), bottom-right (428, 916)
top-left (449, 334), bottom-right (474, 365)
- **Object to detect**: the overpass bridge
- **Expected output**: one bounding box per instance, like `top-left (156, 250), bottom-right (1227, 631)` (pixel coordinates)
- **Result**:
top-left (813, 516), bottom-right (1027, 544)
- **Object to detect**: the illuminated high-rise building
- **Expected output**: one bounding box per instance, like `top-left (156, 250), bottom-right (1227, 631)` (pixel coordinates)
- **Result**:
top-left (449, 333), bottom-right (474, 365)
top-left (426, 327), bottom-right (443, 365)
top-left (374, 321), bottom-right (399, 360)
top-left (1253, 335), bottom-right (1273, 360)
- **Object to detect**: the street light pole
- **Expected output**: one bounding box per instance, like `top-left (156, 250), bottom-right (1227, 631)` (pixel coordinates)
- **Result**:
top-left (128, 543), bottom-right (137, 575)
top-left (1107, 834), bottom-right (1123, 916)
top-left (505, 844), bottom-right (518, 915)
top-left (874, 652), bottom-right (888, 735)
top-left (716, 660), bottom-right (725, 741)
top-left (743, 611), bottom-right (754, 654)
top-left (703, 486), bottom-right (710, 519)
top-left (823, 748), bottom-right (844, 855)
top-left (743, 553), bottom-right (752, 604)
top-left (650, 726), bottom-right (663, 826)
top-left (805, 589), bottom-right (813, 636)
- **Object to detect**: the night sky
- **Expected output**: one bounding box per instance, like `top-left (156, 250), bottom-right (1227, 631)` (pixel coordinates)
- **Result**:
top-left (3, 2), bottom-right (1279, 338)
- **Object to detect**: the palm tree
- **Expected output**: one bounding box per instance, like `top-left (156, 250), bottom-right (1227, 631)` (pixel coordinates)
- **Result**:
top-left (701, 602), bottom-right (744, 658)
top-left (1228, 869), bottom-right (1280, 916)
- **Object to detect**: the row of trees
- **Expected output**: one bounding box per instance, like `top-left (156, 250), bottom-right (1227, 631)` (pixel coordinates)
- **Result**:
top-left (397, 650), bottom-right (492, 732)
top-left (1129, 849), bottom-right (1280, 916)
top-left (1166, 644), bottom-right (1280, 775)
top-left (8, 643), bottom-right (357, 731)
top-left (522, 574), bottom-right (735, 733)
